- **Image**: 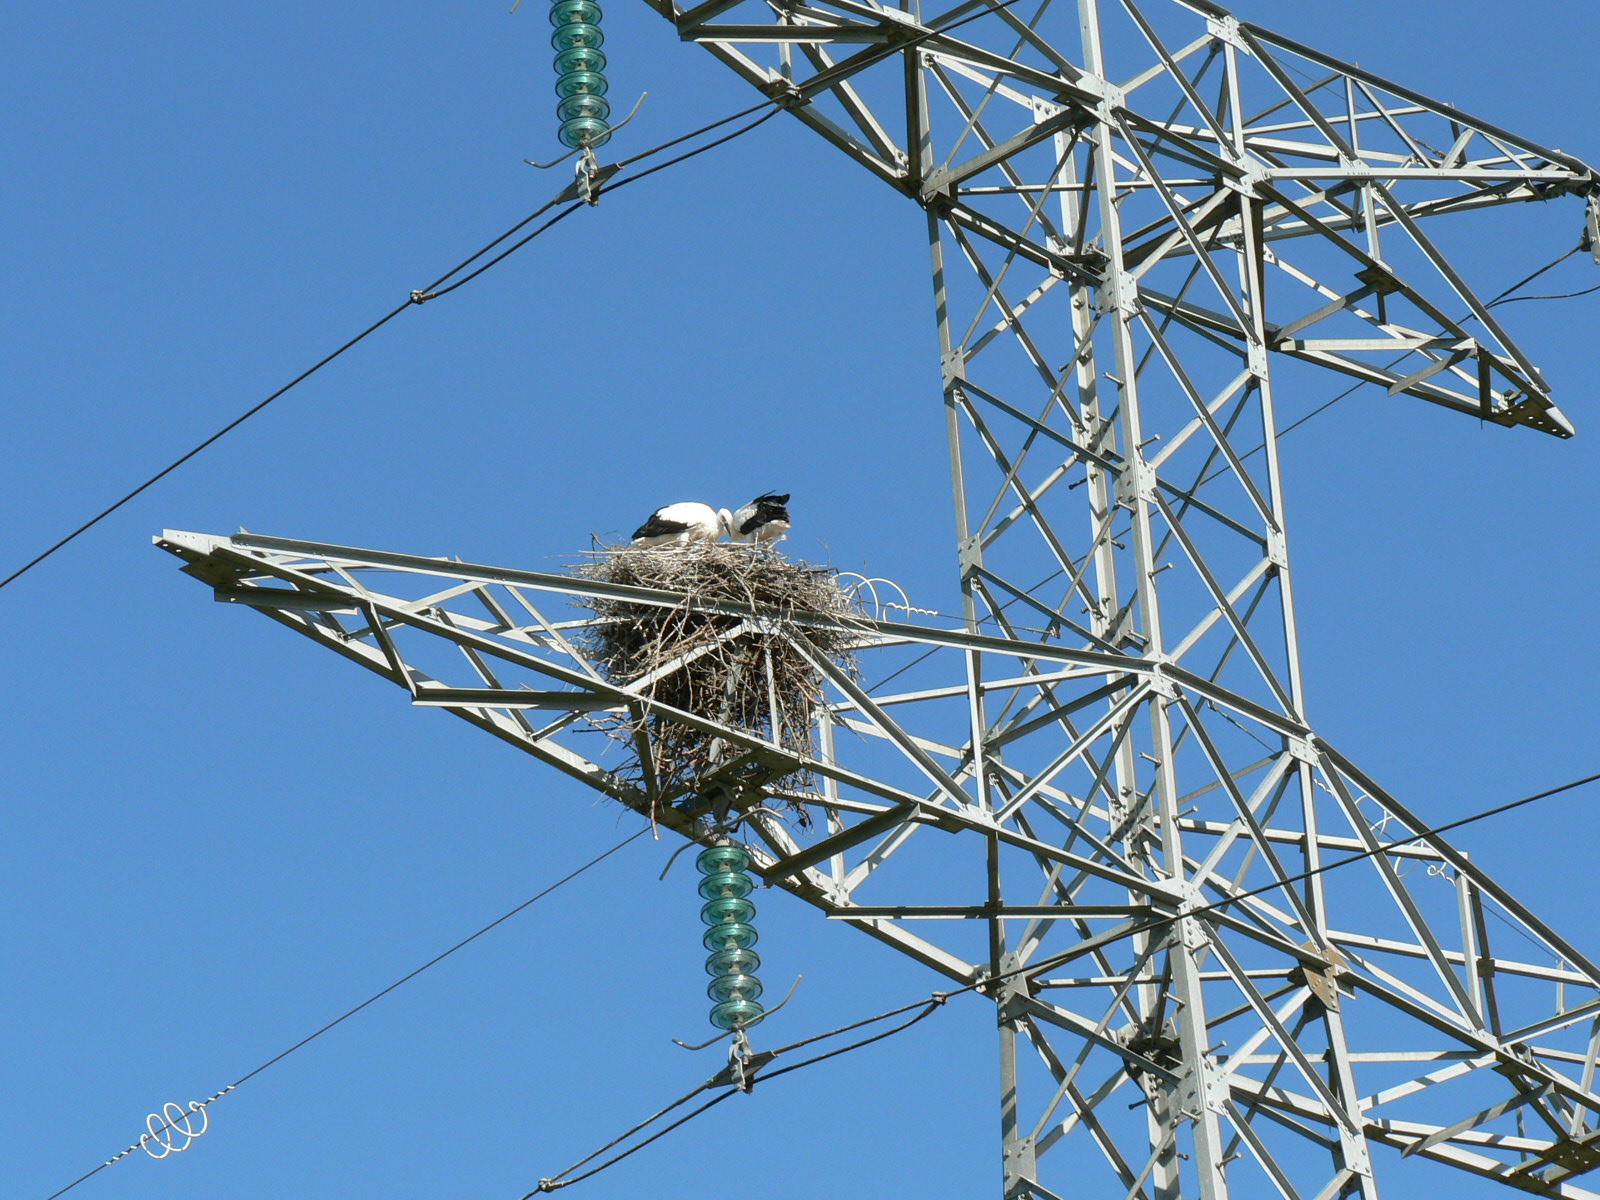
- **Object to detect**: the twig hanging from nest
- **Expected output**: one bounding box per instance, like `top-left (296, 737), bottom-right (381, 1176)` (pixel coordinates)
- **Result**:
top-left (572, 543), bottom-right (860, 818)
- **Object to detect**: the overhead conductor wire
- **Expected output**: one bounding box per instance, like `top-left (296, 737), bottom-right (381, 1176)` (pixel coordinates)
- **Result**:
top-left (39, 828), bottom-right (647, 1200)
top-left (522, 770), bottom-right (1600, 1194)
top-left (0, 0), bottom-right (1035, 598)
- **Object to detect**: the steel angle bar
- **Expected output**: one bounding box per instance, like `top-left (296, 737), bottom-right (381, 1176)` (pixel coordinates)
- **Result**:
top-left (167, 544), bottom-right (957, 814)
top-left (1184, 751), bottom-right (1296, 893)
top-left (1251, 182), bottom-right (1548, 406)
top-left (197, 530), bottom-right (1171, 674)
top-left (1010, 991), bottom-right (1184, 1086)
top-left (1164, 560), bottom-right (1274, 672)
top-left (1117, 30), bottom-right (1216, 98)
top-left (954, 377), bottom-right (1119, 473)
top-left (1226, 19), bottom-right (1596, 180)
top-left (993, 683), bottom-right (1153, 822)
top-left (829, 903), bottom-right (1158, 919)
top-left (1325, 929), bottom-right (1597, 990)
top-left (1368, 179), bottom-right (1563, 412)
top-left (926, 57), bottom-right (1048, 134)
top-left (966, 0), bottom-right (1083, 84)
top-left (1366, 1127), bottom-right (1600, 1199)
top-left (941, 200), bottom-right (1098, 285)
top-left (1028, 1064), bottom-right (1146, 1183)
top-left (957, 401), bottom-right (1096, 577)
top-left (786, 632), bottom-right (975, 811)
top-left (685, 22), bottom-right (894, 43)
top-left (788, 37), bottom-right (905, 164)
top-left (965, 271), bottom-right (1081, 366)
top-left (989, 675), bottom-right (1142, 748)
top-left (830, 712), bottom-right (971, 767)
top-left (1122, 186), bottom-right (1238, 277)
top-left (1500, 1000), bottom-right (1600, 1050)
top-left (921, 105), bottom-right (1081, 200)
top-left (943, 224), bottom-right (1068, 386)
top-left (1401, 1086), bottom-right (1557, 1160)
top-left (1023, 938), bottom-right (1166, 1131)
top-left (1219, 1098), bottom-right (1308, 1200)
top-left (246, 596), bottom-right (648, 807)
top-left (971, 566), bottom-right (1122, 651)
top-left (212, 585), bottom-right (359, 613)
top-left (1316, 742), bottom-right (1600, 986)
top-left (410, 687), bottom-right (622, 711)
top-left (1206, 938), bottom-right (1363, 1136)
top-left (1150, 494), bottom-right (1295, 712)
top-left (1135, 317), bottom-right (1276, 527)
top-left (1119, 0), bottom-right (1237, 157)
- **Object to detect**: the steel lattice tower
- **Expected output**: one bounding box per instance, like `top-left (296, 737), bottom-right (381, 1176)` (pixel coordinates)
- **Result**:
top-left (159, 1), bottom-right (1600, 1196)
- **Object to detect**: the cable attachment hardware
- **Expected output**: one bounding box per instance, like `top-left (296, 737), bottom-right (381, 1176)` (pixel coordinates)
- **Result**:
top-left (727, 1028), bottom-right (755, 1092)
top-left (1585, 191), bottom-right (1600, 266)
top-left (697, 839), bottom-right (765, 1030)
top-left (138, 1101), bottom-right (209, 1159)
top-left (575, 145), bottom-right (601, 206)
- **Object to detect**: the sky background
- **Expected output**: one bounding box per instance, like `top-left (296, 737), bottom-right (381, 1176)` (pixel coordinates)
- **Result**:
top-left (4, 3), bottom-right (1598, 1199)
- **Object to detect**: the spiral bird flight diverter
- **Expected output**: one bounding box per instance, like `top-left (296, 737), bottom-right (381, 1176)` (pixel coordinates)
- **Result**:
top-left (697, 841), bottom-right (765, 1030)
top-left (549, 0), bottom-right (611, 149)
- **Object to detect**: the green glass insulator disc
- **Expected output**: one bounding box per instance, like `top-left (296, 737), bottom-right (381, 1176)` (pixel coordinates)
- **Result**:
top-left (554, 69), bottom-right (608, 100)
top-left (707, 973), bottom-right (765, 1004)
top-left (704, 946), bottom-right (761, 977)
top-left (550, 21), bottom-right (604, 52)
top-left (695, 843), bottom-right (750, 876)
top-left (696, 869), bottom-right (754, 901)
top-left (702, 920), bottom-right (759, 952)
top-left (700, 895), bottom-right (755, 926)
top-left (553, 45), bottom-right (606, 74)
top-left (557, 116), bottom-right (611, 149)
top-left (549, 0), bottom-right (602, 26)
top-left (709, 997), bottom-right (766, 1030)
top-left (556, 92), bottom-right (610, 124)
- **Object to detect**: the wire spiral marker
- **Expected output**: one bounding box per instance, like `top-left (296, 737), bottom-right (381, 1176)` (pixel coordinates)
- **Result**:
top-left (138, 1102), bottom-right (208, 1159)
top-left (697, 841), bottom-right (765, 1030)
top-left (835, 573), bottom-right (938, 622)
top-left (549, 0), bottom-right (610, 150)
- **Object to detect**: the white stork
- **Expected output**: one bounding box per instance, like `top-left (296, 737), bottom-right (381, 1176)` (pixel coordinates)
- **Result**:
top-left (729, 492), bottom-right (791, 544)
top-left (629, 501), bottom-right (734, 548)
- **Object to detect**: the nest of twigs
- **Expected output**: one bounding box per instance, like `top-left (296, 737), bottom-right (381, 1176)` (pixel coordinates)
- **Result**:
top-left (574, 543), bottom-right (860, 815)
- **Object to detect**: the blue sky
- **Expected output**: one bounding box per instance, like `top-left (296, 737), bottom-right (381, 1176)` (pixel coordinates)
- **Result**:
top-left (5, 3), bottom-right (1599, 1199)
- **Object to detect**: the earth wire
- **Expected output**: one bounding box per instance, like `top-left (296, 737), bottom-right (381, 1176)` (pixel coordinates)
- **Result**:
top-left (519, 769), bottom-right (1600, 1193)
top-left (39, 827), bottom-right (647, 1200)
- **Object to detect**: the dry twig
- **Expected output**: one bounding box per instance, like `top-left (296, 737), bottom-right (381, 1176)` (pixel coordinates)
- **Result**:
top-left (572, 543), bottom-right (860, 817)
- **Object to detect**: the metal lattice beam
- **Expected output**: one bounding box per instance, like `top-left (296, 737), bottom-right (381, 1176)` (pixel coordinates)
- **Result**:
top-left (160, 521), bottom-right (1600, 1198)
top-left (157, 0), bottom-right (1600, 1195)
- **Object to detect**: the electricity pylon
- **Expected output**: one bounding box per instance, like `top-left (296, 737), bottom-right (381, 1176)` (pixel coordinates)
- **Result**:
top-left (160, 0), bottom-right (1600, 1195)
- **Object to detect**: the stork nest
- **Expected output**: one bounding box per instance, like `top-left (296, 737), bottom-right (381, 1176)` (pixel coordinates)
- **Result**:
top-left (573, 543), bottom-right (861, 817)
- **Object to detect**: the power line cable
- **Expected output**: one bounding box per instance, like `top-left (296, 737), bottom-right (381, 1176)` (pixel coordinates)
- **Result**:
top-left (529, 996), bottom-right (946, 1193)
top-left (521, 769), bottom-right (1599, 1193)
top-left (1192, 241), bottom-right (1593, 490)
top-left (1490, 282), bottom-right (1600, 305)
top-left (415, 107), bottom-right (787, 305)
top-left (978, 769), bottom-right (1600, 996)
top-left (3, 0), bottom-right (1035, 596)
top-left (0, 0), bottom-right (1044, 599)
top-left (0, 89), bottom-right (800, 596)
top-left (39, 827), bottom-right (647, 1200)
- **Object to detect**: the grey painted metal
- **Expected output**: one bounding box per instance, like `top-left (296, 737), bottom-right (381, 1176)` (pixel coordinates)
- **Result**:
top-left (156, 0), bottom-right (1600, 1195)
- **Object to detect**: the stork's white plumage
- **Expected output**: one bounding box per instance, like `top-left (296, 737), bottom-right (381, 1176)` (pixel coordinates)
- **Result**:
top-left (629, 501), bottom-right (734, 548)
top-left (729, 492), bottom-right (791, 544)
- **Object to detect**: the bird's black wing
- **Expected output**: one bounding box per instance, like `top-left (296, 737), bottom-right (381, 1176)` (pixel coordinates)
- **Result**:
top-left (738, 497), bottom-right (791, 535)
top-left (632, 512), bottom-right (691, 540)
